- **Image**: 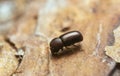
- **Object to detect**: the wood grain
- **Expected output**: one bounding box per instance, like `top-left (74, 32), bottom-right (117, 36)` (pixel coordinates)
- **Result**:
top-left (0, 0), bottom-right (120, 76)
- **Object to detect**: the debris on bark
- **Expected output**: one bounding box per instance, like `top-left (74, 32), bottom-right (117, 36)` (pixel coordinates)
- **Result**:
top-left (105, 26), bottom-right (120, 63)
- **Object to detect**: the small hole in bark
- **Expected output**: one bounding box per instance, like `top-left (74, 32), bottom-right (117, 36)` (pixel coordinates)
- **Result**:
top-left (34, 15), bottom-right (38, 20)
top-left (61, 27), bottom-right (70, 32)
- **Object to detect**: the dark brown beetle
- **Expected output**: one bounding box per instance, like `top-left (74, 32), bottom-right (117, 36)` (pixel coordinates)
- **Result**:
top-left (50, 31), bottom-right (83, 55)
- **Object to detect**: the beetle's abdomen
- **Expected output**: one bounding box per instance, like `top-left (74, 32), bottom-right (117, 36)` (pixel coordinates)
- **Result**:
top-left (60, 31), bottom-right (83, 46)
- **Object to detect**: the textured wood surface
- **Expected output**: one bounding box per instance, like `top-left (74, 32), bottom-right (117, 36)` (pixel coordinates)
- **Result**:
top-left (0, 0), bottom-right (120, 76)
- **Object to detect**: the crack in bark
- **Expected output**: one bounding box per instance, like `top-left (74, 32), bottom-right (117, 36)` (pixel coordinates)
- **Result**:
top-left (4, 38), bottom-right (24, 76)
top-left (93, 24), bottom-right (103, 56)
top-left (5, 38), bottom-right (17, 51)
top-left (10, 49), bottom-right (24, 76)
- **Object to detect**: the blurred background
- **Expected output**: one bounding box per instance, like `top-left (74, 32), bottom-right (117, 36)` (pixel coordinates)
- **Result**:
top-left (0, 0), bottom-right (25, 34)
top-left (0, 0), bottom-right (43, 35)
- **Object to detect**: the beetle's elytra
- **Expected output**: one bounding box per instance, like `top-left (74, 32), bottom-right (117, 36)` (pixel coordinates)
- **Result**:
top-left (50, 31), bottom-right (83, 55)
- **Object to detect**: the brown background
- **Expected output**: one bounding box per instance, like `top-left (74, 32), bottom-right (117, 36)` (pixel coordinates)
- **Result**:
top-left (0, 0), bottom-right (120, 76)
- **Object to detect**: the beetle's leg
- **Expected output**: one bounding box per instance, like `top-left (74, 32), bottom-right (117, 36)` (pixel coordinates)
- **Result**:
top-left (65, 46), bottom-right (70, 49)
top-left (61, 48), bottom-right (63, 51)
top-left (73, 44), bottom-right (79, 47)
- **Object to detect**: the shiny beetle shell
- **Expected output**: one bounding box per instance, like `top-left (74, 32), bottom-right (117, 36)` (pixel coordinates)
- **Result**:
top-left (50, 31), bottom-right (83, 54)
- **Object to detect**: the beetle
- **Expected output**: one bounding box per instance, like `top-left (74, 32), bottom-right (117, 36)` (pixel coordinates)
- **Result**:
top-left (50, 31), bottom-right (83, 55)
